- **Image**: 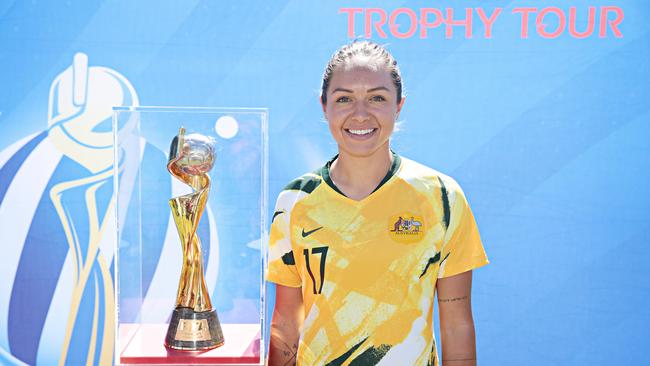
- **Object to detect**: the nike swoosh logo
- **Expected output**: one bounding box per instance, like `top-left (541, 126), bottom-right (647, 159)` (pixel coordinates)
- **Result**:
top-left (301, 226), bottom-right (323, 237)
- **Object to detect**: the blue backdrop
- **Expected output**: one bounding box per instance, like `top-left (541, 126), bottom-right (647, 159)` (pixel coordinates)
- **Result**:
top-left (0, 1), bottom-right (648, 365)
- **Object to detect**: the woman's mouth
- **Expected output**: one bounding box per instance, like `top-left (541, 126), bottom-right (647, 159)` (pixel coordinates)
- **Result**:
top-left (345, 128), bottom-right (377, 139)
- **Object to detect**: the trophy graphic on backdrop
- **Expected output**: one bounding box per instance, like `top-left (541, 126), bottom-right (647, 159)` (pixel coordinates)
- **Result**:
top-left (164, 127), bottom-right (224, 351)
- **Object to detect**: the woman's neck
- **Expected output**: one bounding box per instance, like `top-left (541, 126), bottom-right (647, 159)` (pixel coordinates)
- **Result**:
top-left (330, 146), bottom-right (393, 201)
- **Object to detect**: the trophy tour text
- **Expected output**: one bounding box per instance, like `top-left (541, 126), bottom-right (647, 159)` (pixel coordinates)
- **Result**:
top-left (340, 6), bottom-right (624, 39)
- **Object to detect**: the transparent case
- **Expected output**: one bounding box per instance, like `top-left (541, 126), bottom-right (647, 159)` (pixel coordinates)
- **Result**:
top-left (113, 107), bottom-right (267, 365)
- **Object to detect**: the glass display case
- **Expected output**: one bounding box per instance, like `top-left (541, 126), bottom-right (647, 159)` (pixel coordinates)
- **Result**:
top-left (112, 107), bottom-right (267, 365)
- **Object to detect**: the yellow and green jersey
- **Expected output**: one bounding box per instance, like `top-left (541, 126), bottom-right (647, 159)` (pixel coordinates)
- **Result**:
top-left (266, 154), bottom-right (488, 366)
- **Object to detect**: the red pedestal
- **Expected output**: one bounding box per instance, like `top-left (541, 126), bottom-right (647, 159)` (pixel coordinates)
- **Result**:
top-left (119, 323), bottom-right (261, 365)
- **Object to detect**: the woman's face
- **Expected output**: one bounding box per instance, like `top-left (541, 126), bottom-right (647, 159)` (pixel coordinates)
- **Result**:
top-left (323, 64), bottom-right (404, 159)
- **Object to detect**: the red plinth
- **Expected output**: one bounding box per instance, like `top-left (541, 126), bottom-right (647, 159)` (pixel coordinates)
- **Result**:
top-left (119, 323), bottom-right (261, 365)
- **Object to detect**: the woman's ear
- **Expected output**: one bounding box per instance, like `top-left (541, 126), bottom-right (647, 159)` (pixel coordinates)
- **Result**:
top-left (320, 95), bottom-right (327, 114)
top-left (396, 95), bottom-right (406, 116)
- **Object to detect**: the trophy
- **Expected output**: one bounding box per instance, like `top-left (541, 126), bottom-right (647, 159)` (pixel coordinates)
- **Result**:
top-left (164, 127), bottom-right (224, 351)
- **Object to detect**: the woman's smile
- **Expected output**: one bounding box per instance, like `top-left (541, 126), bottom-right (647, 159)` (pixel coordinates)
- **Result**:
top-left (345, 127), bottom-right (377, 139)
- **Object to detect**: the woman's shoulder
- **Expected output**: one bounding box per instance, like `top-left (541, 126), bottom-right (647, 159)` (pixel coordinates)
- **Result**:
top-left (272, 167), bottom-right (326, 210)
top-left (397, 155), bottom-right (463, 194)
top-left (281, 167), bottom-right (324, 194)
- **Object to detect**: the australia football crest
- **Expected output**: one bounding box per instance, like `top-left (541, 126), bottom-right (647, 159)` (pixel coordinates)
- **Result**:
top-left (389, 214), bottom-right (425, 243)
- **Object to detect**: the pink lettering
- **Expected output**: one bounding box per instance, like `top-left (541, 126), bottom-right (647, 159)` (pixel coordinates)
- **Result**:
top-left (476, 7), bottom-right (502, 39)
top-left (513, 8), bottom-right (537, 39)
top-left (389, 8), bottom-right (418, 39)
top-left (339, 8), bottom-right (363, 38)
top-left (444, 8), bottom-right (473, 39)
top-left (365, 8), bottom-right (388, 38)
top-left (569, 6), bottom-right (595, 39)
top-left (537, 7), bottom-right (566, 39)
top-left (599, 6), bottom-right (624, 38)
top-left (419, 8), bottom-right (443, 39)
top-left (340, 6), bottom-right (624, 40)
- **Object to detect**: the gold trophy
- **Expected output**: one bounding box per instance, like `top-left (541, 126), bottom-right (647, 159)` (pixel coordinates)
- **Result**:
top-left (164, 127), bottom-right (224, 351)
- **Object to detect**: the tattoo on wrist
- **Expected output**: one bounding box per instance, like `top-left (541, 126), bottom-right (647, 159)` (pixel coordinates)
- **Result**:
top-left (280, 340), bottom-right (298, 366)
top-left (438, 295), bottom-right (468, 303)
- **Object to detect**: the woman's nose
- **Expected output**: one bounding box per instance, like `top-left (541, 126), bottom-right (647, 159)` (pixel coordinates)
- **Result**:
top-left (351, 101), bottom-right (370, 121)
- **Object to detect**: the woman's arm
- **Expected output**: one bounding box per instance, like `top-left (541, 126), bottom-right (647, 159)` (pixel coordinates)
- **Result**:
top-left (437, 270), bottom-right (477, 366)
top-left (268, 284), bottom-right (304, 366)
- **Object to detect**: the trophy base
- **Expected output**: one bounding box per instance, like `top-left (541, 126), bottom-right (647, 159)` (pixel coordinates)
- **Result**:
top-left (164, 307), bottom-right (225, 351)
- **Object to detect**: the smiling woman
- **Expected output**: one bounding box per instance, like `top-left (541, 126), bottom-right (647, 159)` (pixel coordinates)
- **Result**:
top-left (266, 41), bottom-right (489, 366)
top-left (320, 42), bottom-right (404, 200)
top-left (324, 67), bottom-right (402, 163)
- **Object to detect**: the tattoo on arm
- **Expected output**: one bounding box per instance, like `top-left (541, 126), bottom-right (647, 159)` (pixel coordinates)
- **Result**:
top-left (280, 340), bottom-right (298, 366)
top-left (438, 295), bottom-right (468, 303)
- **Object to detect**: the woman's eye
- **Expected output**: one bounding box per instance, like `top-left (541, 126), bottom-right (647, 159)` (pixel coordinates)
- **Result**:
top-left (370, 95), bottom-right (386, 102)
top-left (336, 96), bottom-right (351, 103)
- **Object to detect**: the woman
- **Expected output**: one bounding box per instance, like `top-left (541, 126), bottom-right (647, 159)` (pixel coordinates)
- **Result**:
top-left (266, 41), bottom-right (488, 366)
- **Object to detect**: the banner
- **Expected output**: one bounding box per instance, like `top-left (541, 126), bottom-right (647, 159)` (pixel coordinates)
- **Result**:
top-left (0, 1), bottom-right (648, 365)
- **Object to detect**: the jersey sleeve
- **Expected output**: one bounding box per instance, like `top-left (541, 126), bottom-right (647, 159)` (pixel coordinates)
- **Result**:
top-left (266, 190), bottom-right (302, 287)
top-left (438, 179), bottom-right (489, 278)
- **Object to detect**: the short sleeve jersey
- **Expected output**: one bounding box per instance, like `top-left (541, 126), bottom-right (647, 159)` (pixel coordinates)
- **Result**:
top-left (266, 154), bottom-right (489, 366)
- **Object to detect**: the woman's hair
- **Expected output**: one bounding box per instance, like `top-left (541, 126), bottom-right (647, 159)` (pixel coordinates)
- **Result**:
top-left (320, 41), bottom-right (403, 105)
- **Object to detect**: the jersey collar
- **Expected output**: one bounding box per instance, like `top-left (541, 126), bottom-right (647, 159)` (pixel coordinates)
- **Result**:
top-left (321, 151), bottom-right (402, 198)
